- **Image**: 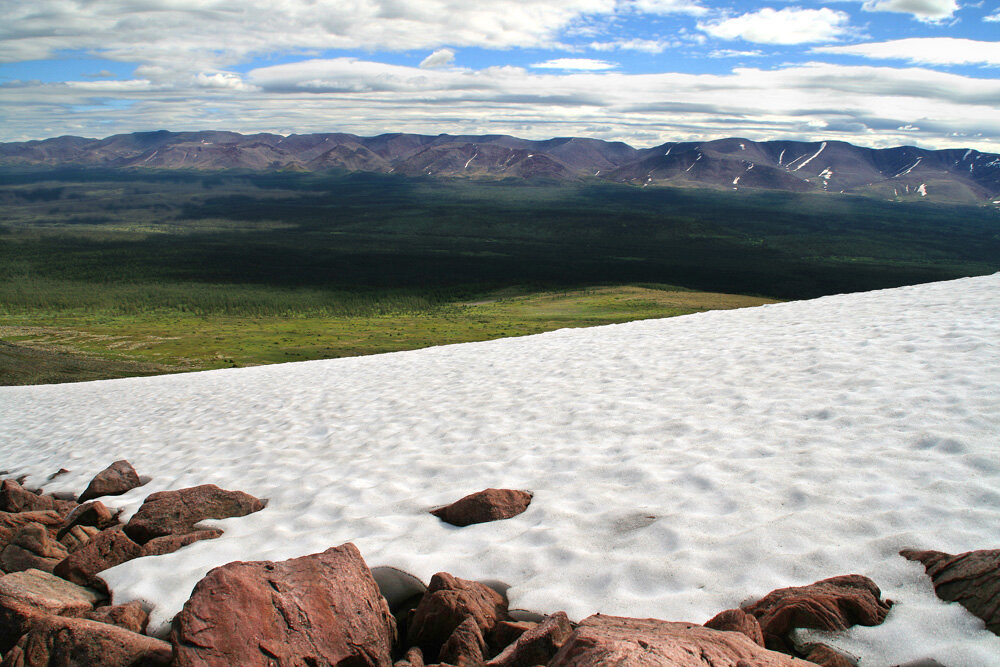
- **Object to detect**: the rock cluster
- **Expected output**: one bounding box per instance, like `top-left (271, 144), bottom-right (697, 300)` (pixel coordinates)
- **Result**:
top-left (2, 469), bottom-right (995, 666)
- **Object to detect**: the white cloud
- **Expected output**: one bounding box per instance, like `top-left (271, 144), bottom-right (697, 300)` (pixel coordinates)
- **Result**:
top-left (699, 8), bottom-right (852, 45)
top-left (861, 0), bottom-right (959, 21)
top-left (985, 10), bottom-right (1000, 21)
top-left (530, 58), bottom-right (619, 70)
top-left (709, 49), bottom-right (765, 58)
top-left (420, 49), bottom-right (456, 69)
top-left (629, 0), bottom-right (708, 16)
top-left (589, 38), bottom-right (672, 53)
top-left (816, 38), bottom-right (1000, 65)
top-left (194, 72), bottom-right (257, 91)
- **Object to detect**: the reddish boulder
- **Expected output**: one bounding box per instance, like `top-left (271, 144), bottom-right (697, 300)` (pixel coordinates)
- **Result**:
top-left (431, 489), bottom-right (532, 527)
top-left (0, 482), bottom-right (66, 515)
top-left (901, 548), bottom-right (1000, 636)
top-left (742, 575), bottom-right (892, 651)
top-left (407, 573), bottom-right (509, 661)
top-left (57, 501), bottom-right (117, 541)
top-left (59, 525), bottom-right (100, 554)
top-left (77, 460), bottom-right (142, 504)
top-left (548, 615), bottom-right (814, 666)
top-left (81, 600), bottom-right (149, 634)
top-left (171, 543), bottom-right (395, 667)
top-left (439, 616), bottom-right (487, 666)
top-left (1, 614), bottom-right (172, 667)
top-left (1, 523), bottom-right (69, 574)
top-left (486, 611), bottom-right (573, 667)
top-left (803, 643), bottom-right (858, 667)
top-left (490, 620), bottom-right (536, 651)
top-left (0, 511), bottom-right (63, 545)
top-left (141, 528), bottom-right (223, 557)
top-left (396, 647), bottom-right (426, 667)
top-left (124, 484), bottom-right (266, 544)
top-left (0, 569), bottom-right (102, 617)
top-left (704, 608), bottom-right (765, 646)
top-left (52, 526), bottom-right (143, 592)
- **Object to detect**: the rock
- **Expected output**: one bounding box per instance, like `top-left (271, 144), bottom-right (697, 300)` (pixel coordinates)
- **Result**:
top-left (0, 569), bottom-right (102, 616)
top-left (171, 542), bottom-right (395, 667)
top-left (548, 614), bottom-right (814, 666)
top-left (141, 528), bottom-right (223, 557)
top-left (486, 611), bottom-right (573, 667)
top-left (395, 647), bottom-right (426, 667)
top-left (407, 573), bottom-right (509, 661)
top-left (52, 526), bottom-right (143, 593)
top-left (124, 484), bottom-right (266, 544)
top-left (1, 613), bottom-right (172, 667)
top-left (490, 620), bottom-right (536, 652)
top-left (901, 548), bottom-right (1000, 636)
top-left (57, 501), bottom-right (117, 541)
top-left (742, 575), bottom-right (893, 652)
top-left (439, 616), bottom-right (487, 666)
top-left (77, 460), bottom-right (143, 504)
top-left (81, 600), bottom-right (149, 634)
top-left (8, 523), bottom-right (69, 561)
top-left (0, 481), bottom-right (66, 515)
top-left (0, 598), bottom-right (45, 655)
top-left (1, 544), bottom-right (64, 575)
top-left (431, 489), bottom-right (533, 527)
top-left (58, 525), bottom-right (101, 553)
top-left (46, 469), bottom-right (70, 482)
top-left (0, 511), bottom-right (63, 545)
top-left (803, 643), bottom-right (858, 667)
top-left (704, 608), bottom-right (765, 646)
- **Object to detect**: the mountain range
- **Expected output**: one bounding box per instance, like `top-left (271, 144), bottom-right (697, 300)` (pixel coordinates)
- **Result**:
top-left (3, 130), bottom-right (1000, 204)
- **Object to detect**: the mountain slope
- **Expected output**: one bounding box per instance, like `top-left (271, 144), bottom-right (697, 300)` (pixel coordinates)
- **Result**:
top-left (2, 131), bottom-right (999, 203)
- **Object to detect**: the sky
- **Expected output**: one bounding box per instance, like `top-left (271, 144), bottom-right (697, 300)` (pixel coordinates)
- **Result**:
top-left (0, 0), bottom-right (998, 150)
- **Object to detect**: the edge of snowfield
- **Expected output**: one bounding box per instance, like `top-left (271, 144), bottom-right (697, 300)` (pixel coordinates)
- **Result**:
top-left (2, 274), bottom-right (999, 665)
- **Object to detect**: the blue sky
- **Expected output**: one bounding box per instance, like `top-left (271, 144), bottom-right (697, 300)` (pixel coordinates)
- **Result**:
top-left (1, 0), bottom-right (998, 149)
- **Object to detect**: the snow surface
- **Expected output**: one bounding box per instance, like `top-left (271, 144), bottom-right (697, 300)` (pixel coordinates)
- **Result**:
top-left (3, 276), bottom-right (1000, 664)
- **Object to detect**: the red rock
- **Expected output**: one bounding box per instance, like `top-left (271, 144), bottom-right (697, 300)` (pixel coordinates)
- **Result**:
top-left (0, 511), bottom-right (63, 544)
top-left (1, 544), bottom-right (62, 575)
top-left (490, 620), bottom-right (536, 652)
top-left (0, 598), bottom-right (45, 655)
top-left (1, 613), bottom-right (172, 667)
top-left (77, 460), bottom-right (142, 504)
top-left (396, 647), bottom-right (426, 667)
top-left (486, 611), bottom-right (573, 667)
top-left (57, 501), bottom-right (117, 542)
top-left (0, 569), bottom-right (102, 616)
top-left (901, 548), bottom-right (1000, 636)
top-left (803, 643), bottom-right (858, 667)
top-left (52, 526), bottom-right (143, 593)
top-left (171, 542), bottom-right (395, 667)
top-left (439, 616), bottom-right (487, 666)
top-left (8, 523), bottom-right (68, 561)
top-left (58, 525), bottom-right (100, 553)
top-left (431, 489), bottom-right (532, 527)
top-left (124, 484), bottom-right (266, 544)
top-left (81, 600), bottom-right (149, 634)
top-left (407, 573), bottom-right (509, 661)
top-left (141, 528), bottom-right (223, 557)
top-left (548, 614), bottom-right (814, 666)
top-left (704, 608), bottom-right (765, 646)
top-left (742, 575), bottom-right (892, 651)
top-left (0, 481), bottom-right (65, 515)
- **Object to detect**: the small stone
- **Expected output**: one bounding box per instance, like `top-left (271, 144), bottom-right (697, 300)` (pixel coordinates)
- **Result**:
top-left (57, 501), bottom-right (118, 541)
top-left (431, 489), bottom-right (533, 527)
top-left (82, 600), bottom-right (149, 634)
top-left (439, 616), bottom-right (487, 666)
top-left (704, 608), bottom-right (765, 646)
top-left (59, 525), bottom-right (101, 553)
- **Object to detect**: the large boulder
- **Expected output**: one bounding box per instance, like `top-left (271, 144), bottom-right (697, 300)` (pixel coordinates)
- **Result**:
top-left (1, 614), bottom-right (172, 667)
top-left (486, 611), bottom-right (573, 667)
top-left (52, 526), bottom-right (143, 593)
top-left (741, 575), bottom-right (893, 652)
top-left (124, 484), bottom-right (266, 544)
top-left (0, 569), bottom-right (103, 654)
top-left (0, 482), bottom-right (68, 516)
top-left (431, 489), bottom-right (533, 527)
top-left (0, 523), bottom-right (69, 574)
top-left (171, 543), bottom-right (396, 667)
top-left (141, 528), bottom-right (223, 557)
top-left (77, 460), bottom-right (142, 504)
top-left (58, 525), bottom-right (100, 554)
top-left (407, 573), bottom-right (509, 661)
top-left (0, 512), bottom-right (63, 545)
top-left (704, 607), bottom-right (765, 646)
top-left (439, 616), bottom-right (488, 666)
top-left (81, 600), bottom-right (149, 634)
top-left (57, 501), bottom-right (117, 541)
top-left (901, 548), bottom-right (1000, 636)
top-left (548, 615), bottom-right (815, 666)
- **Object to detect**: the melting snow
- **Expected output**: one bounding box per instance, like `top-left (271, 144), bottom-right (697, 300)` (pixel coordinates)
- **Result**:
top-left (895, 157), bottom-right (922, 178)
top-left (793, 142), bottom-right (827, 172)
top-left (917, 183), bottom-right (927, 197)
top-left (463, 152), bottom-right (478, 170)
top-left (3, 276), bottom-right (1000, 664)
top-left (739, 143), bottom-right (745, 150)
top-left (778, 149), bottom-right (786, 166)
top-left (685, 153), bottom-right (702, 172)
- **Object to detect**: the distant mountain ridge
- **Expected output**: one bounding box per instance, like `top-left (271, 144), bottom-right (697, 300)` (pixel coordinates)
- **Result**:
top-left (2, 130), bottom-right (999, 204)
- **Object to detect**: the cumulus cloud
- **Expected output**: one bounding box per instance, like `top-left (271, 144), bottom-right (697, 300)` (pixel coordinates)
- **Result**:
top-left (815, 38), bottom-right (1000, 65)
top-left (861, 0), bottom-right (959, 21)
top-left (530, 58), bottom-right (619, 70)
top-left (420, 49), bottom-right (455, 69)
top-left (699, 8), bottom-right (852, 45)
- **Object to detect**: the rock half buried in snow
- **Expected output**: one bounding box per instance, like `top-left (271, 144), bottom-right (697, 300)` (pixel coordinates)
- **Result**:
top-left (53, 526), bottom-right (143, 593)
top-left (0, 481), bottom-right (69, 516)
top-left (704, 607), bottom-right (765, 646)
top-left (901, 548), bottom-right (1000, 636)
top-left (171, 542), bottom-right (396, 667)
top-left (3, 614), bottom-right (172, 667)
top-left (741, 574), bottom-right (893, 653)
top-left (548, 614), bottom-right (814, 666)
top-left (123, 484), bottom-right (266, 544)
top-left (77, 460), bottom-right (143, 504)
top-left (431, 488), bottom-right (533, 527)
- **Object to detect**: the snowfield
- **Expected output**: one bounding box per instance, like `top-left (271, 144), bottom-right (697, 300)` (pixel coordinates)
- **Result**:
top-left (3, 275), bottom-right (1000, 664)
